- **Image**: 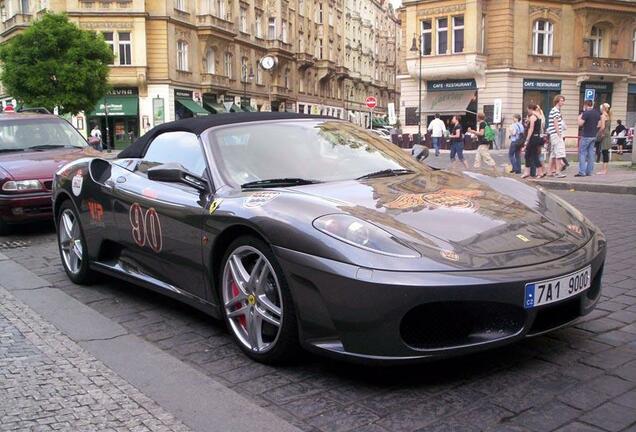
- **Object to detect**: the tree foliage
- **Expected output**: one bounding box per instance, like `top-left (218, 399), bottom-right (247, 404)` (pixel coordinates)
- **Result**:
top-left (0, 13), bottom-right (114, 115)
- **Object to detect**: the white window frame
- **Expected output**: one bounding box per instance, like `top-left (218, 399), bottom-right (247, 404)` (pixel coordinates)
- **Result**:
top-left (532, 20), bottom-right (554, 56)
top-left (255, 12), bottom-right (262, 38)
top-left (298, 0), bottom-right (304, 16)
top-left (256, 62), bottom-right (263, 84)
top-left (481, 14), bottom-right (486, 54)
top-left (437, 17), bottom-right (448, 55)
top-left (177, 40), bottom-right (189, 71)
top-left (118, 32), bottom-right (132, 65)
top-left (239, 6), bottom-right (247, 33)
top-left (317, 3), bottom-right (323, 24)
top-left (281, 19), bottom-right (288, 43)
top-left (452, 15), bottom-right (464, 54)
top-left (633, 30), bottom-right (636, 62)
top-left (268, 17), bottom-right (276, 40)
top-left (590, 26), bottom-right (603, 58)
top-left (175, 0), bottom-right (186, 11)
top-left (204, 47), bottom-right (215, 74)
top-left (103, 32), bottom-right (114, 65)
top-left (319, 38), bottom-right (323, 59)
top-left (224, 52), bottom-right (233, 78)
top-left (420, 19), bottom-right (432, 56)
top-left (215, 0), bottom-right (224, 19)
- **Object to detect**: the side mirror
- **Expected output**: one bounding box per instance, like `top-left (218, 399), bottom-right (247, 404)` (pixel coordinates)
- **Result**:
top-left (147, 163), bottom-right (208, 192)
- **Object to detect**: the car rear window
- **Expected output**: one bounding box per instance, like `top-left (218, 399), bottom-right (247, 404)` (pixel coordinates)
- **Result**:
top-left (0, 118), bottom-right (87, 152)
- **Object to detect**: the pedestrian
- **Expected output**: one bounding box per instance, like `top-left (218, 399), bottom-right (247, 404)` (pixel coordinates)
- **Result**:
top-left (89, 124), bottom-right (103, 151)
top-left (521, 104), bottom-right (545, 179)
top-left (612, 119), bottom-right (627, 155)
top-left (449, 115), bottom-right (468, 169)
top-left (597, 103), bottom-right (612, 175)
top-left (547, 95), bottom-right (567, 177)
top-left (576, 100), bottom-right (601, 177)
top-left (427, 113), bottom-right (446, 157)
top-left (468, 113), bottom-right (497, 172)
top-left (508, 114), bottom-right (524, 174)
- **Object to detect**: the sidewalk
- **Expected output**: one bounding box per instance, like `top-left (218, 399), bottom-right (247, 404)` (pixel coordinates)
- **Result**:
top-left (0, 252), bottom-right (300, 432)
top-left (421, 149), bottom-right (636, 195)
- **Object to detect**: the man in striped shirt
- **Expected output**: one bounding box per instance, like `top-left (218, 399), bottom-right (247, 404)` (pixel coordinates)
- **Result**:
top-left (547, 95), bottom-right (567, 177)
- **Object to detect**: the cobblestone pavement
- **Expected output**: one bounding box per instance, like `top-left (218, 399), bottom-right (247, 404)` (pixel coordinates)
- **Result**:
top-left (3, 191), bottom-right (636, 432)
top-left (0, 286), bottom-right (191, 432)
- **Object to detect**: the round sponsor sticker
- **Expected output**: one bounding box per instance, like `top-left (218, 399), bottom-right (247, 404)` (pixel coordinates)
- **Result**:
top-left (71, 173), bottom-right (83, 196)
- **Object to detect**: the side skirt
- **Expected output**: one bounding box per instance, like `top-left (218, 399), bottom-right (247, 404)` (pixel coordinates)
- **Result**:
top-left (90, 261), bottom-right (223, 320)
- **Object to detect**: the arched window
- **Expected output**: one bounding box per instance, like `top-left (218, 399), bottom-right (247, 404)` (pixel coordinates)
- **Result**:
top-left (204, 47), bottom-right (215, 74)
top-left (590, 26), bottom-right (603, 58)
top-left (532, 20), bottom-right (553, 56)
top-left (177, 40), bottom-right (189, 71)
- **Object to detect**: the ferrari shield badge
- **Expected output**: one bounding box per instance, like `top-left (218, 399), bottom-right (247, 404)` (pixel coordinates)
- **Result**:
top-left (71, 173), bottom-right (83, 196)
top-left (244, 192), bottom-right (280, 208)
top-left (209, 199), bottom-right (222, 214)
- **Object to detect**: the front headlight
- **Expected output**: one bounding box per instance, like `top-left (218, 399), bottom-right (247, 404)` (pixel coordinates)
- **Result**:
top-left (313, 214), bottom-right (420, 258)
top-left (2, 180), bottom-right (44, 192)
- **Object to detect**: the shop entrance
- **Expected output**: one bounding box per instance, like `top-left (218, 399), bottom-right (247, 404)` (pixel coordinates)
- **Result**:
top-left (87, 88), bottom-right (139, 150)
top-left (579, 82), bottom-right (613, 111)
top-left (522, 79), bottom-right (562, 116)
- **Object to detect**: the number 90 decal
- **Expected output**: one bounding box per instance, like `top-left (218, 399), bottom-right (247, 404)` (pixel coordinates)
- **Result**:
top-left (129, 203), bottom-right (163, 253)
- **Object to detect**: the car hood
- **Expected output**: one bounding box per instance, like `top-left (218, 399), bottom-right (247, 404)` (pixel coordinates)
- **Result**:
top-left (0, 147), bottom-right (98, 181)
top-left (275, 170), bottom-right (593, 270)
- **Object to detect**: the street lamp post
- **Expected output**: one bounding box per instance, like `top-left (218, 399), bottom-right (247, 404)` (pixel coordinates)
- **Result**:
top-left (242, 64), bottom-right (255, 110)
top-left (410, 33), bottom-right (423, 144)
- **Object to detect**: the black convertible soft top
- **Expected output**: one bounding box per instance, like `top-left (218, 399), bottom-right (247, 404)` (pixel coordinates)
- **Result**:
top-left (118, 112), bottom-right (335, 159)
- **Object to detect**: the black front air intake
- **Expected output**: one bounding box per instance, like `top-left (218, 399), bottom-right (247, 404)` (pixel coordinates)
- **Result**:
top-left (400, 301), bottom-right (526, 350)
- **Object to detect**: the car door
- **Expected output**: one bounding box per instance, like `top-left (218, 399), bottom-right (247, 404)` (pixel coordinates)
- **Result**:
top-left (113, 131), bottom-right (210, 300)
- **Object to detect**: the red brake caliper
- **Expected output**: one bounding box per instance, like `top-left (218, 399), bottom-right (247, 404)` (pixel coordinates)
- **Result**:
top-left (231, 280), bottom-right (247, 328)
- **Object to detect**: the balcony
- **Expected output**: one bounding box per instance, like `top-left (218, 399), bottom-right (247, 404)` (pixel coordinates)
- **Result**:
top-left (196, 14), bottom-right (236, 38)
top-left (406, 52), bottom-right (487, 86)
top-left (315, 59), bottom-right (336, 81)
top-left (361, 73), bottom-right (373, 83)
top-left (335, 66), bottom-right (349, 79)
top-left (271, 85), bottom-right (292, 98)
top-left (1, 14), bottom-right (32, 37)
top-left (266, 39), bottom-right (293, 57)
top-left (201, 73), bottom-right (231, 89)
top-left (295, 52), bottom-right (315, 70)
top-left (577, 57), bottom-right (632, 75)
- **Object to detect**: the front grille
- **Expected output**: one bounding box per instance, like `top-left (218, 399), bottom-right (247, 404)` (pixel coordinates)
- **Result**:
top-left (400, 302), bottom-right (526, 350)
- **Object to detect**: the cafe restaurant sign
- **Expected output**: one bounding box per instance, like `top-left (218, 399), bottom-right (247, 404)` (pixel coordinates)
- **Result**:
top-left (523, 79), bottom-right (562, 91)
top-left (427, 79), bottom-right (477, 92)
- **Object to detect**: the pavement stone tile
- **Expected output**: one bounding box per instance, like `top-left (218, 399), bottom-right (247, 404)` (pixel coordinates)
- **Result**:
top-left (614, 388), bottom-right (636, 409)
top-left (509, 401), bottom-right (580, 432)
top-left (579, 401), bottom-right (636, 432)
top-left (553, 422), bottom-right (605, 432)
top-left (613, 359), bottom-right (636, 382)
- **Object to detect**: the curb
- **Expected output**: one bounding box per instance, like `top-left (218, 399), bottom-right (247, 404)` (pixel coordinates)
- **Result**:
top-left (532, 179), bottom-right (636, 195)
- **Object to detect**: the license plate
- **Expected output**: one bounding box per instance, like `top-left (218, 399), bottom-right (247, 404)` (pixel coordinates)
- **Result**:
top-left (524, 266), bottom-right (591, 309)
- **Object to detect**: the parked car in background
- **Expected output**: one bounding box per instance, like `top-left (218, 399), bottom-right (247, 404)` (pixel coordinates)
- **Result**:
top-left (0, 112), bottom-right (98, 234)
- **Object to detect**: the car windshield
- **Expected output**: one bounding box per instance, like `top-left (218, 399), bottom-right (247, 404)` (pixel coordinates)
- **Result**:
top-left (0, 118), bottom-right (87, 152)
top-left (207, 120), bottom-right (427, 187)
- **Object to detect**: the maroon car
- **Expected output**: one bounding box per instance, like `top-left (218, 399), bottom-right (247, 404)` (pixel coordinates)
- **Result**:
top-left (0, 112), bottom-right (99, 234)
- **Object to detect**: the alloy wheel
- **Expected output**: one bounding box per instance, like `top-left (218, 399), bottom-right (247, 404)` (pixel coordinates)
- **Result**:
top-left (222, 246), bottom-right (283, 353)
top-left (59, 208), bottom-right (83, 275)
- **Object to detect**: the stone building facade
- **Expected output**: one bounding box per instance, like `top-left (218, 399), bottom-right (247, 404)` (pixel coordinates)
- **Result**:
top-left (0, 0), bottom-right (400, 147)
top-left (398, 0), bottom-right (636, 146)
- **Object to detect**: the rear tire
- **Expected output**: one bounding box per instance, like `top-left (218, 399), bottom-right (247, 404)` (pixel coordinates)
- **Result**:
top-left (220, 235), bottom-right (300, 364)
top-left (56, 200), bottom-right (96, 285)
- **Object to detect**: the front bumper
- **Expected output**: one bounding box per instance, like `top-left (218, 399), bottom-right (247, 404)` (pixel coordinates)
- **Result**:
top-left (0, 192), bottom-right (53, 223)
top-left (274, 233), bottom-right (606, 363)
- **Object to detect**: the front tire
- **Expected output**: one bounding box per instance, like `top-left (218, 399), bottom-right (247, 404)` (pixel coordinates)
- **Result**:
top-left (56, 200), bottom-right (95, 285)
top-left (220, 235), bottom-right (300, 364)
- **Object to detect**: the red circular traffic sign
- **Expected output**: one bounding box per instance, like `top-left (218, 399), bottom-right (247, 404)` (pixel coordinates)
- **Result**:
top-left (365, 96), bottom-right (377, 109)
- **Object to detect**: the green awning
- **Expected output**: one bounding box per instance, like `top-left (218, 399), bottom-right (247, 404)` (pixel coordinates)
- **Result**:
top-left (204, 102), bottom-right (227, 114)
top-left (90, 96), bottom-right (138, 116)
top-left (372, 118), bottom-right (388, 127)
top-left (176, 98), bottom-right (209, 116)
top-left (229, 103), bottom-right (242, 113)
top-left (242, 105), bottom-right (257, 112)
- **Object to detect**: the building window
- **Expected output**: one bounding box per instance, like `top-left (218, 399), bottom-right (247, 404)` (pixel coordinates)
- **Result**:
top-left (284, 69), bottom-right (289, 89)
top-left (328, 9), bottom-right (333, 26)
top-left (282, 19), bottom-right (288, 43)
top-left (481, 14), bottom-right (486, 53)
top-left (255, 12), bottom-right (262, 38)
top-left (633, 30), bottom-right (636, 61)
top-left (239, 6), bottom-right (247, 32)
top-left (589, 26), bottom-right (603, 58)
top-left (118, 32), bottom-right (131, 65)
top-left (437, 17), bottom-right (448, 54)
top-left (268, 17), bottom-right (276, 39)
top-left (256, 62), bottom-right (263, 84)
top-left (204, 47), bottom-right (215, 73)
top-left (215, 0), bottom-right (224, 19)
top-left (420, 20), bottom-right (431, 55)
top-left (319, 38), bottom-right (323, 58)
top-left (240, 56), bottom-right (248, 81)
top-left (224, 52), bottom-right (233, 77)
top-left (298, 0), bottom-right (303, 16)
top-left (103, 32), bottom-right (114, 64)
top-left (177, 40), bottom-right (189, 71)
top-left (299, 35), bottom-right (304, 52)
top-left (453, 15), bottom-right (464, 53)
top-left (317, 3), bottom-right (323, 24)
top-left (175, 0), bottom-right (185, 11)
top-left (20, 0), bottom-right (28, 13)
top-left (532, 20), bottom-right (553, 56)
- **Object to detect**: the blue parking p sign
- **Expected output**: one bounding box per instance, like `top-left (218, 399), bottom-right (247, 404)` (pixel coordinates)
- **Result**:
top-left (585, 89), bottom-right (596, 102)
